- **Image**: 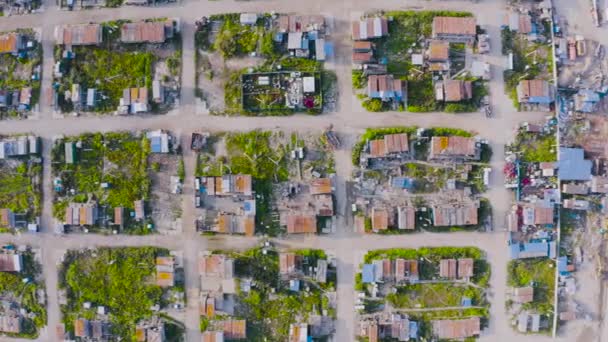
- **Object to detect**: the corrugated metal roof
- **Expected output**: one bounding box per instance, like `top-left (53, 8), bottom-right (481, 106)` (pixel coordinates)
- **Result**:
top-left (432, 17), bottom-right (477, 36)
top-left (0, 32), bottom-right (19, 54)
top-left (428, 40), bottom-right (449, 61)
top-left (121, 21), bottom-right (167, 43)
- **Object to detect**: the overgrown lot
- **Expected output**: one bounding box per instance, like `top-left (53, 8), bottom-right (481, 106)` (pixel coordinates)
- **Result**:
top-left (59, 247), bottom-right (183, 340)
top-left (52, 132), bottom-right (152, 233)
top-left (0, 247), bottom-right (46, 339)
top-left (507, 258), bottom-right (555, 316)
top-left (0, 158), bottom-right (41, 231)
top-left (203, 247), bottom-right (336, 341)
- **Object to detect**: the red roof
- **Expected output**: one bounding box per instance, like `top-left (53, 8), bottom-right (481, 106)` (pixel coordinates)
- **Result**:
top-left (432, 17), bottom-right (477, 36)
top-left (121, 21), bottom-right (167, 43)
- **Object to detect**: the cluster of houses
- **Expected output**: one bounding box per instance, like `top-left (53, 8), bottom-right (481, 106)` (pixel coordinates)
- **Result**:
top-left (274, 14), bottom-right (329, 61)
top-left (358, 313), bottom-right (419, 342)
top-left (0, 250), bottom-right (26, 335)
top-left (357, 256), bottom-right (481, 340)
top-left (0, 31), bottom-right (38, 113)
top-left (351, 16), bottom-right (405, 107)
top-left (194, 174), bottom-right (256, 236)
top-left (276, 177), bottom-right (335, 234)
top-left (53, 20), bottom-right (175, 113)
top-left (354, 131), bottom-right (484, 233)
top-left (198, 252), bottom-right (246, 341)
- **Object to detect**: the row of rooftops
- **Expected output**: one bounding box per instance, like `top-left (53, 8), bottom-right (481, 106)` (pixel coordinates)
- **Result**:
top-left (435, 80), bottom-right (473, 102)
top-left (64, 200), bottom-right (145, 226)
top-left (367, 74), bottom-right (404, 101)
top-left (0, 135), bottom-right (39, 159)
top-left (0, 32), bottom-right (24, 55)
top-left (362, 258), bottom-right (419, 284)
top-left (359, 314), bottom-right (418, 342)
top-left (0, 88), bottom-right (33, 110)
top-left (352, 16), bottom-right (477, 42)
top-left (201, 320), bottom-right (246, 341)
top-left (364, 133), bottom-right (479, 161)
top-left (439, 258), bottom-right (474, 279)
top-left (278, 252), bottom-right (328, 283)
top-left (54, 20), bottom-right (175, 46)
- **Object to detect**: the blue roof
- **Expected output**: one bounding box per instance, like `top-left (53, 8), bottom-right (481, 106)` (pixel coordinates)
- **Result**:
top-left (301, 37), bottom-right (309, 49)
top-left (557, 256), bottom-right (568, 274)
top-left (523, 242), bottom-right (548, 253)
top-left (461, 297), bottom-right (472, 307)
top-left (324, 42), bottom-right (334, 57)
top-left (150, 136), bottom-right (162, 153)
top-left (362, 264), bottom-right (375, 283)
top-left (559, 148), bottom-right (592, 181)
top-left (409, 321), bottom-right (419, 338)
top-left (579, 89), bottom-right (600, 102)
top-left (528, 96), bottom-right (554, 104)
top-left (290, 279), bottom-right (300, 292)
top-left (509, 243), bottom-right (521, 259)
top-left (308, 31), bottom-right (318, 40)
top-left (392, 177), bottom-right (414, 189)
top-left (549, 241), bottom-right (557, 259)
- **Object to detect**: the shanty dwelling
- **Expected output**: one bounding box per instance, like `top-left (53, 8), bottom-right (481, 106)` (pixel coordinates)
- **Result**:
top-left (431, 317), bottom-right (481, 340)
top-left (426, 40), bottom-right (451, 72)
top-left (352, 17), bottom-right (388, 40)
top-left (367, 74), bottom-right (404, 102)
top-left (121, 20), bottom-right (174, 44)
top-left (436, 80), bottom-right (473, 102)
top-left (431, 17), bottom-right (477, 44)
top-left (55, 24), bottom-right (103, 46)
top-left (516, 79), bottom-right (555, 110)
top-left (429, 136), bottom-right (480, 161)
top-left (0, 32), bottom-right (24, 56)
top-left (558, 147), bottom-right (592, 182)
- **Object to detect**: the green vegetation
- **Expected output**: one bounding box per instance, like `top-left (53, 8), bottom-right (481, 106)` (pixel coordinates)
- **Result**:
top-left (387, 283), bottom-right (486, 308)
top-left (0, 29), bottom-right (42, 115)
top-left (508, 127), bottom-right (557, 163)
top-left (52, 132), bottom-right (151, 233)
top-left (501, 26), bottom-right (554, 109)
top-left (58, 48), bottom-right (153, 112)
top-left (0, 250), bottom-right (46, 338)
top-left (207, 247), bottom-right (335, 341)
top-left (407, 76), bottom-right (438, 112)
top-left (508, 258), bottom-right (555, 315)
top-left (0, 160), bottom-right (41, 222)
top-left (203, 14), bottom-right (276, 59)
top-left (59, 247), bottom-right (177, 340)
top-left (352, 70), bottom-right (365, 89)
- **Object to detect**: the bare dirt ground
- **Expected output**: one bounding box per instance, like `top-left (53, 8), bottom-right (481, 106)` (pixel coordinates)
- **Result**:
top-left (149, 153), bottom-right (183, 235)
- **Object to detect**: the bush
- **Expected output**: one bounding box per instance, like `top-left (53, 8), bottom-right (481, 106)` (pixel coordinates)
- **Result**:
top-left (362, 98), bottom-right (384, 112)
top-left (352, 70), bottom-right (365, 89)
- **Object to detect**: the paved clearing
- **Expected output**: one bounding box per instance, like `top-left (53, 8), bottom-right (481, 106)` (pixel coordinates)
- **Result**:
top-left (0, 0), bottom-right (572, 341)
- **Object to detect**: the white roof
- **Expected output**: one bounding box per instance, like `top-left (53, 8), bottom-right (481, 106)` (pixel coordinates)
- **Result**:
top-left (411, 54), bottom-right (424, 65)
top-left (240, 13), bottom-right (258, 25)
top-left (288, 32), bottom-right (303, 50)
top-left (303, 76), bottom-right (315, 93)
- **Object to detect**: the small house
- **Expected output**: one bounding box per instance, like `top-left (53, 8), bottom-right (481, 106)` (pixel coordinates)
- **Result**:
top-left (431, 317), bottom-right (480, 339)
top-left (558, 148), bottom-right (591, 181)
top-left (0, 32), bottom-right (22, 55)
top-left (55, 24), bottom-right (103, 46)
top-left (352, 17), bottom-right (388, 40)
top-left (431, 17), bottom-right (477, 43)
top-left (516, 79), bottom-right (555, 105)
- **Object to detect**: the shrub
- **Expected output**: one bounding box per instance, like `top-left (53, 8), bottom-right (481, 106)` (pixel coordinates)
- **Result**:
top-left (362, 98), bottom-right (384, 112)
top-left (352, 70), bottom-right (365, 89)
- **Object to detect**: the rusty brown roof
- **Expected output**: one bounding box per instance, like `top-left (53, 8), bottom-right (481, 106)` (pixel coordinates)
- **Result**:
top-left (0, 32), bottom-right (19, 54)
top-left (444, 80), bottom-right (472, 102)
top-left (432, 317), bottom-right (480, 339)
top-left (384, 133), bottom-right (409, 153)
top-left (56, 24), bottom-right (102, 46)
top-left (430, 136), bottom-right (477, 158)
top-left (369, 139), bottom-right (387, 157)
top-left (286, 214), bottom-right (317, 234)
top-left (519, 14), bottom-right (532, 34)
top-left (513, 286), bottom-right (534, 303)
top-left (279, 252), bottom-right (302, 274)
top-left (428, 40), bottom-right (449, 61)
top-left (432, 17), bottom-right (477, 36)
top-left (518, 79), bottom-right (549, 98)
top-left (457, 258), bottom-right (474, 278)
top-left (371, 208), bottom-right (389, 230)
top-left (352, 51), bottom-right (374, 63)
top-left (222, 319), bottom-right (246, 339)
top-left (310, 178), bottom-right (332, 195)
top-left (121, 21), bottom-right (167, 43)
top-left (353, 41), bottom-right (372, 51)
top-left (440, 259), bottom-right (457, 278)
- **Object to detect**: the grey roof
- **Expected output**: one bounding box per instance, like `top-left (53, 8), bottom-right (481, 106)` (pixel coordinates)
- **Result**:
top-left (558, 148), bottom-right (591, 181)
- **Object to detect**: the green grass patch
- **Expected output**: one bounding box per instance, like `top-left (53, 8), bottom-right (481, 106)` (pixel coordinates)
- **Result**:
top-left (387, 283), bottom-right (486, 308)
top-left (0, 160), bottom-right (41, 221)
